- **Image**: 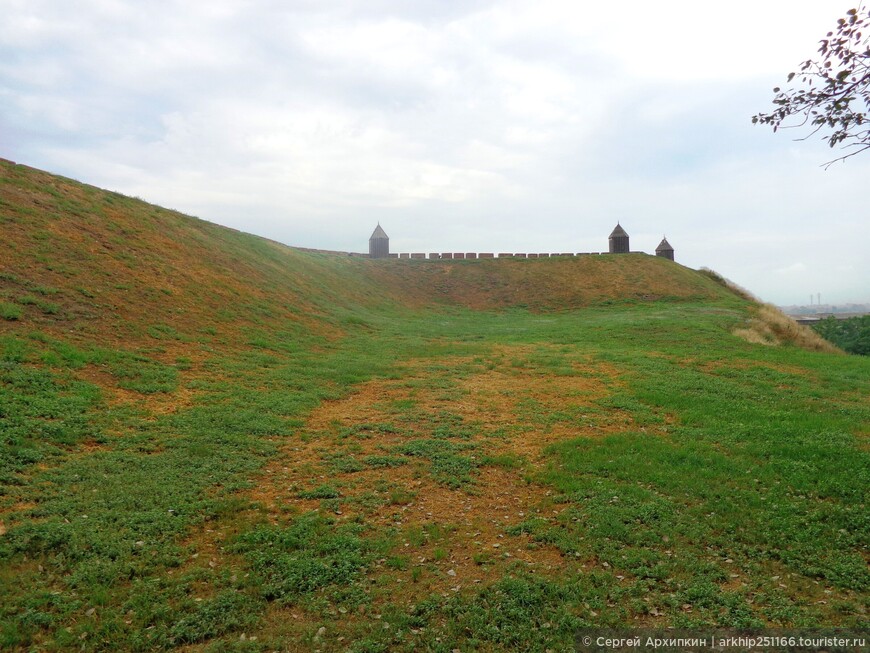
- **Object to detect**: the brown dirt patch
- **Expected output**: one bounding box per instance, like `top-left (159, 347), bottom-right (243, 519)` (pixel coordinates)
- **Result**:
top-left (239, 345), bottom-right (639, 611)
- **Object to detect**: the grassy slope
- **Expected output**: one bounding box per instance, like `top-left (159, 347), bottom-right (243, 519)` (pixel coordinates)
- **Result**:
top-left (0, 160), bottom-right (867, 651)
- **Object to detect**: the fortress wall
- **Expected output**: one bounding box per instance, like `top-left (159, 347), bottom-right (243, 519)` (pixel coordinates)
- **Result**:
top-left (381, 252), bottom-right (602, 259)
top-left (294, 247), bottom-right (610, 260)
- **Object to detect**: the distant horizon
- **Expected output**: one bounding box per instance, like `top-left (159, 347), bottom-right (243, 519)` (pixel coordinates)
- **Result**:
top-left (779, 302), bottom-right (870, 311)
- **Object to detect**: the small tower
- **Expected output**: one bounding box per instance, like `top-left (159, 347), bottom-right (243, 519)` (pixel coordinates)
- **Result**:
top-left (369, 223), bottom-right (389, 259)
top-left (608, 223), bottom-right (629, 254)
top-left (655, 236), bottom-right (674, 261)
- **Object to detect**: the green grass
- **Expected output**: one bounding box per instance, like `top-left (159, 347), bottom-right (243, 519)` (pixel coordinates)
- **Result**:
top-left (393, 438), bottom-right (479, 488)
top-left (1, 159), bottom-right (868, 650)
top-left (0, 303), bottom-right (22, 321)
top-left (2, 299), bottom-right (868, 650)
top-left (230, 513), bottom-right (388, 602)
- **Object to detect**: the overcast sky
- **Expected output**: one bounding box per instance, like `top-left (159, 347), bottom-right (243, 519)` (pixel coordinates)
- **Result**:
top-left (2, 0), bottom-right (868, 306)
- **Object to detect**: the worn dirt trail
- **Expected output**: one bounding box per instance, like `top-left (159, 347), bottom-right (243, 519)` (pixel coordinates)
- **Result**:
top-left (243, 346), bottom-right (630, 605)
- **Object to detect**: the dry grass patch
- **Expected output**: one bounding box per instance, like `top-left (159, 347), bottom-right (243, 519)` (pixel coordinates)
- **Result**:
top-left (734, 304), bottom-right (842, 353)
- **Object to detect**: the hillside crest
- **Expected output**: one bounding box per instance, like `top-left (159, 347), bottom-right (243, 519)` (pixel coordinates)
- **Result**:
top-left (0, 158), bottom-right (737, 346)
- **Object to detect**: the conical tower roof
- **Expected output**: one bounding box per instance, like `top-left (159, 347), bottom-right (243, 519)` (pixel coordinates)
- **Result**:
top-left (369, 223), bottom-right (389, 240)
top-left (656, 237), bottom-right (673, 252)
top-left (609, 223), bottom-right (628, 238)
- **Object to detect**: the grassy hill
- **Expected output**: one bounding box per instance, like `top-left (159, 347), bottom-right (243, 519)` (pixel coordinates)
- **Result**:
top-left (1, 159), bottom-right (867, 651)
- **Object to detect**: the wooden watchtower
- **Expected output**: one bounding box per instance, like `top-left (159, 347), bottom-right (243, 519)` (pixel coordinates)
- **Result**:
top-left (369, 224), bottom-right (389, 259)
top-left (655, 237), bottom-right (674, 261)
top-left (608, 223), bottom-right (630, 254)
